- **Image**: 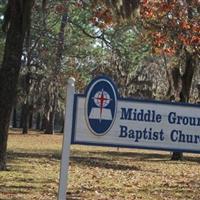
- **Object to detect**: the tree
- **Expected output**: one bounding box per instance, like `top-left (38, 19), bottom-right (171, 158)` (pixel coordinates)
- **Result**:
top-left (140, 0), bottom-right (199, 160)
top-left (0, 0), bottom-right (35, 170)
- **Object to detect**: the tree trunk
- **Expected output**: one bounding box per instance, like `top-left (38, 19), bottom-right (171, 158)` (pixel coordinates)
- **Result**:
top-left (29, 111), bottom-right (33, 129)
top-left (180, 51), bottom-right (196, 103)
top-left (44, 111), bottom-right (55, 134)
top-left (171, 152), bottom-right (183, 161)
top-left (19, 105), bottom-right (24, 128)
top-left (60, 117), bottom-right (64, 133)
top-left (21, 103), bottom-right (29, 134)
top-left (0, 1), bottom-right (33, 170)
top-left (12, 107), bottom-right (17, 128)
top-left (46, 13), bottom-right (68, 135)
top-left (40, 114), bottom-right (47, 131)
top-left (171, 51), bottom-right (196, 161)
top-left (36, 113), bottom-right (41, 130)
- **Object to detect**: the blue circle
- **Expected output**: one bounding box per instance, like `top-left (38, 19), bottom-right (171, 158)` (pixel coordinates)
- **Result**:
top-left (85, 77), bottom-right (117, 136)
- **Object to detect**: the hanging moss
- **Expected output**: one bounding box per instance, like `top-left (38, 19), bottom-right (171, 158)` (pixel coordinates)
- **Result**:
top-left (92, 0), bottom-right (140, 23)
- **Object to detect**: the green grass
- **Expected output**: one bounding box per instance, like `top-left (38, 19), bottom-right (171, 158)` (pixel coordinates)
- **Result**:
top-left (0, 129), bottom-right (200, 200)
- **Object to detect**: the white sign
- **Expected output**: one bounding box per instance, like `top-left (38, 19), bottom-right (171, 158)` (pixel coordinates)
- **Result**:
top-left (72, 76), bottom-right (200, 153)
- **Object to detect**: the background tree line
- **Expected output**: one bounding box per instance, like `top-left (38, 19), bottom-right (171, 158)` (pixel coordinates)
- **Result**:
top-left (0, 0), bottom-right (199, 169)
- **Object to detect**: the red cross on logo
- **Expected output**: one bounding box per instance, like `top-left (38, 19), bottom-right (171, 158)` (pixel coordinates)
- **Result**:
top-left (93, 89), bottom-right (112, 122)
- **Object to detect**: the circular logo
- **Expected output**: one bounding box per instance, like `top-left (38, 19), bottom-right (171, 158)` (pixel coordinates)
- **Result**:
top-left (85, 77), bottom-right (118, 136)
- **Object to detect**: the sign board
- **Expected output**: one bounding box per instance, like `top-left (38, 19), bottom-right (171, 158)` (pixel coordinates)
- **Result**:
top-left (72, 76), bottom-right (200, 153)
top-left (58, 76), bottom-right (200, 200)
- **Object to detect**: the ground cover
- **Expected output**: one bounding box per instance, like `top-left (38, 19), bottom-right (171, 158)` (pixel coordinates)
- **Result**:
top-left (0, 129), bottom-right (200, 200)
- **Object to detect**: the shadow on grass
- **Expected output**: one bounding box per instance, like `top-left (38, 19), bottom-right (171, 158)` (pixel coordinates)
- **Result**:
top-left (0, 185), bottom-right (35, 195)
top-left (80, 150), bottom-right (170, 161)
top-left (67, 191), bottom-right (83, 200)
top-left (7, 149), bottom-right (200, 171)
top-left (72, 149), bottom-right (200, 164)
top-left (71, 156), bottom-right (140, 171)
top-left (7, 150), bottom-right (61, 160)
top-left (4, 185), bottom-right (35, 190)
top-left (7, 151), bottom-right (139, 171)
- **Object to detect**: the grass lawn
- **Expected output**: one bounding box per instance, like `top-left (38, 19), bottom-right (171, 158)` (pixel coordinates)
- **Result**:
top-left (0, 129), bottom-right (200, 200)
